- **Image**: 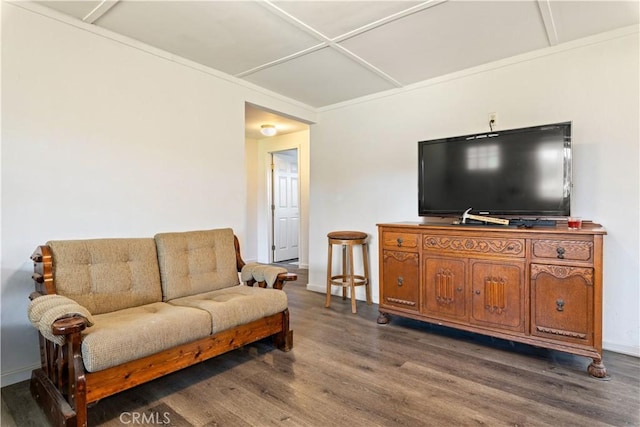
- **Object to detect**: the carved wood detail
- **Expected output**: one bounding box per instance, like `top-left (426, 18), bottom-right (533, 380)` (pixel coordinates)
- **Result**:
top-left (531, 264), bottom-right (593, 285)
top-left (435, 268), bottom-right (455, 305)
top-left (383, 251), bottom-right (419, 265)
top-left (536, 326), bottom-right (587, 340)
top-left (484, 276), bottom-right (506, 315)
top-left (386, 297), bottom-right (417, 307)
top-left (424, 235), bottom-right (524, 256)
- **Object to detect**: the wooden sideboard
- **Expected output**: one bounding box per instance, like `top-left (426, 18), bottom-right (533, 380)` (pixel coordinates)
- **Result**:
top-left (377, 221), bottom-right (607, 378)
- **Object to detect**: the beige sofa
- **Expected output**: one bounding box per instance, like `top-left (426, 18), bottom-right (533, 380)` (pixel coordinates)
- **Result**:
top-left (27, 228), bottom-right (296, 427)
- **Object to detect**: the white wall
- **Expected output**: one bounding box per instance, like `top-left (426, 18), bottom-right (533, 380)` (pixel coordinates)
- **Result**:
top-left (1, 2), bottom-right (315, 385)
top-left (309, 28), bottom-right (640, 356)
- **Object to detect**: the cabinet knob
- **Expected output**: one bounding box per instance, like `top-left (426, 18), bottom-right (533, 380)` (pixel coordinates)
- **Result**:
top-left (556, 299), bottom-right (565, 312)
top-left (456, 287), bottom-right (463, 292)
top-left (474, 290), bottom-right (481, 295)
top-left (556, 247), bottom-right (565, 259)
top-left (397, 276), bottom-right (404, 287)
top-left (396, 238), bottom-right (403, 247)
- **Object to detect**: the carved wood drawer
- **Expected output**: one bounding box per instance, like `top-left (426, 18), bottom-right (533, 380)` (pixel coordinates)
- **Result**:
top-left (423, 235), bottom-right (525, 257)
top-left (382, 232), bottom-right (419, 251)
top-left (531, 239), bottom-right (593, 262)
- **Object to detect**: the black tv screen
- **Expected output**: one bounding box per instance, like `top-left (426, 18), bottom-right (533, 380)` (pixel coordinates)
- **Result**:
top-left (418, 122), bottom-right (571, 217)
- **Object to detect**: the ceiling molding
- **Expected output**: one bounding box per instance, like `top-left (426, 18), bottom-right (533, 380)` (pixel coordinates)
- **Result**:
top-left (537, 0), bottom-right (559, 46)
top-left (332, 0), bottom-right (448, 44)
top-left (9, 1), bottom-right (318, 116)
top-left (83, 0), bottom-right (120, 24)
top-left (234, 43), bottom-right (326, 78)
top-left (17, 0), bottom-right (639, 109)
top-left (245, 0), bottom-right (449, 89)
top-left (318, 24), bottom-right (639, 113)
top-left (330, 44), bottom-right (403, 88)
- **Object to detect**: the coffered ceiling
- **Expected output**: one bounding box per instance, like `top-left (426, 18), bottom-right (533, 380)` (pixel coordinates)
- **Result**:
top-left (32, 0), bottom-right (639, 133)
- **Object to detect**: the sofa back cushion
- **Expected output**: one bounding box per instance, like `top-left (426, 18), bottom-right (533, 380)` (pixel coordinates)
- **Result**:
top-left (47, 238), bottom-right (162, 315)
top-left (154, 228), bottom-right (240, 301)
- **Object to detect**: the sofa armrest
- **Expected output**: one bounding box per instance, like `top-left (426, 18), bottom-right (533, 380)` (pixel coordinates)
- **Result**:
top-left (241, 264), bottom-right (297, 289)
top-left (28, 294), bottom-right (93, 345)
top-left (273, 272), bottom-right (298, 290)
top-left (52, 316), bottom-right (89, 336)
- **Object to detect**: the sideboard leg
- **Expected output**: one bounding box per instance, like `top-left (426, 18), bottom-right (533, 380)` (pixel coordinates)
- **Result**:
top-left (587, 358), bottom-right (608, 379)
top-left (377, 312), bottom-right (390, 324)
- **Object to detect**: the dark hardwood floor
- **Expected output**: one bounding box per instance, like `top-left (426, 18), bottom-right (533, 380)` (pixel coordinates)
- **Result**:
top-left (3, 265), bottom-right (639, 426)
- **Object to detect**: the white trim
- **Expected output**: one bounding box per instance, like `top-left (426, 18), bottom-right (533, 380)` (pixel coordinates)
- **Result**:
top-left (537, 0), bottom-right (559, 46)
top-left (319, 24), bottom-right (640, 112)
top-left (10, 2), bottom-right (638, 114)
top-left (307, 283), bottom-right (326, 295)
top-left (82, 0), bottom-right (119, 24)
top-left (8, 1), bottom-right (317, 115)
top-left (1, 364), bottom-right (39, 387)
top-left (603, 341), bottom-right (640, 358)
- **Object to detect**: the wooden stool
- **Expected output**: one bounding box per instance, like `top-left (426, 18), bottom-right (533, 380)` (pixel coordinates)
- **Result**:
top-left (325, 231), bottom-right (372, 314)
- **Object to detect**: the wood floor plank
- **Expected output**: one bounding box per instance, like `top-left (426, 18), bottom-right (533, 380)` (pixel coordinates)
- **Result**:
top-left (2, 264), bottom-right (638, 426)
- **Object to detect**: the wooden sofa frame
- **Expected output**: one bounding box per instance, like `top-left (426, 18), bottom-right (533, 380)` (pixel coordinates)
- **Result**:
top-left (29, 236), bottom-right (296, 427)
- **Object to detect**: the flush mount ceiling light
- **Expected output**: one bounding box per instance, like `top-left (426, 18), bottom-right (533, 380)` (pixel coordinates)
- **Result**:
top-left (260, 124), bottom-right (277, 137)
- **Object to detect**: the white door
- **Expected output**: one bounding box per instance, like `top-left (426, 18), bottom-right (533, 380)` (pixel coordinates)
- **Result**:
top-left (272, 150), bottom-right (299, 262)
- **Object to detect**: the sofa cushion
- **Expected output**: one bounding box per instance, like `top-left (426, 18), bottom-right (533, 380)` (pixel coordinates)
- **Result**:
top-left (47, 239), bottom-right (162, 315)
top-left (168, 285), bottom-right (288, 334)
top-left (81, 302), bottom-right (212, 372)
top-left (154, 228), bottom-right (239, 301)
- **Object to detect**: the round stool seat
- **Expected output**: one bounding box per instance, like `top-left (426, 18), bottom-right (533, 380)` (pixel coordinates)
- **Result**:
top-left (327, 231), bottom-right (367, 240)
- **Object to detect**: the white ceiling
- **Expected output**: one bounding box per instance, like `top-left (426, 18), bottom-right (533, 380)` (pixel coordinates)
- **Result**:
top-left (35, 0), bottom-right (639, 136)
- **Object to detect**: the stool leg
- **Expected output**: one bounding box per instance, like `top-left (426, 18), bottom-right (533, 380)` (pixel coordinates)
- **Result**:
top-left (362, 242), bottom-right (372, 305)
top-left (349, 243), bottom-right (357, 314)
top-left (325, 241), bottom-right (333, 308)
top-left (341, 245), bottom-right (347, 300)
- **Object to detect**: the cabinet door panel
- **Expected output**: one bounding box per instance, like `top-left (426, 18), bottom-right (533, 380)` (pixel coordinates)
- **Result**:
top-left (470, 261), bottom-right (524, 331)
top-left (531, 264), bottom-right (593, 345)
top-left (381, 250), bottom-right (419, 311)
top-left (423, 257), bottom-right (466, 320)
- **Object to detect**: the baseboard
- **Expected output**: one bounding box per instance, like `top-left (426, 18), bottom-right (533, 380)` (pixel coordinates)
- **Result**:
top-left (308, 283), bottom-right (380, 304)
top-left (603, 341), bottom-right (640, 357)
top-left (306, 283), bottom-right (325, 294)
top-left (1, 364), bottom-right (38, 387)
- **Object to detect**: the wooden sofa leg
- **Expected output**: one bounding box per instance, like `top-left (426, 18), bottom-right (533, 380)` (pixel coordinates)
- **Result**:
top-left (274, 309), bottom-right (293, 351)
top-left (31, 369), bottom-right (77, 427)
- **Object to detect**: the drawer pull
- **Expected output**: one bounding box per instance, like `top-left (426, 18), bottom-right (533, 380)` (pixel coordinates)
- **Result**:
top-left (556, 299), bottom-right (565, 312)
top-left (556, 247), bottom-right (565, 259)
top-left (397, 238), bottom-right (403, 247)
top-left (397, 277), bottom-right (404, 287)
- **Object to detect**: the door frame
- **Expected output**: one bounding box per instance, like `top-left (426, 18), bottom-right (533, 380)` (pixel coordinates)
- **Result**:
top-left (267, 147), bottom-right (301, 264)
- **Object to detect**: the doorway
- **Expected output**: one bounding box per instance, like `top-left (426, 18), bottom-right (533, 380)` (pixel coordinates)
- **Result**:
top-left (244, 102), bottom-right (310, 267)
top-left (271, 149), bottom-right (299, 262)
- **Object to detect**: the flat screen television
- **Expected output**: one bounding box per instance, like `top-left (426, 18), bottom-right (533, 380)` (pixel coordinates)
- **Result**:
top-left (418, 122), bottom-right (571, 218)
